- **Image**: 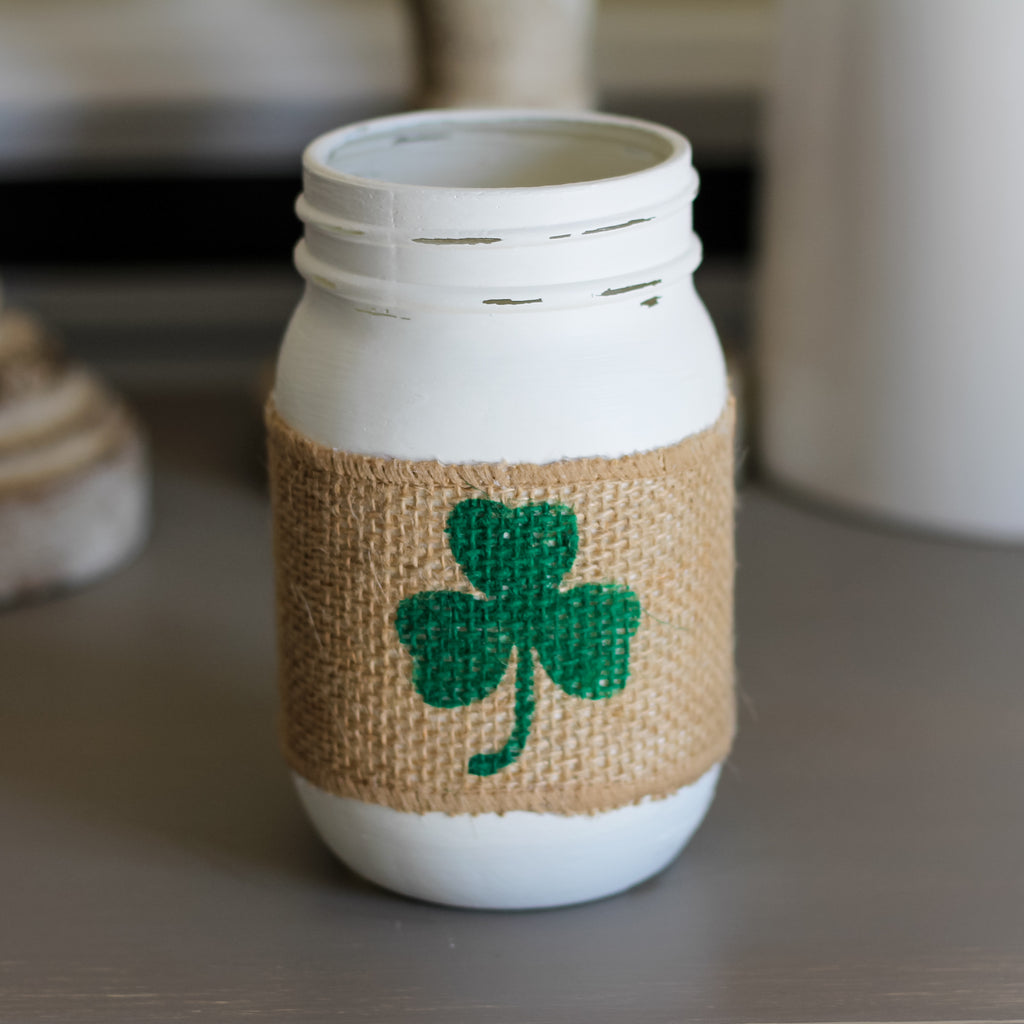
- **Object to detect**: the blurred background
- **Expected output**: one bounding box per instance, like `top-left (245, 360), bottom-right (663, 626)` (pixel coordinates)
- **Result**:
top-left (0, 0), bottom-right (773, 387)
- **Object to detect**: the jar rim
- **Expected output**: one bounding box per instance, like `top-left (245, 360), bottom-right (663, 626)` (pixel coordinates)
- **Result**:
top-left (296, 109), bottom-right (701, 301)
top-left (303, 108), bottom-right (692, 196)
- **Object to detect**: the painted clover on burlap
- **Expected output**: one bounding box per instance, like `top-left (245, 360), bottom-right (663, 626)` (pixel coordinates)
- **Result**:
top-left (396, 497), bottom-right (642, 776)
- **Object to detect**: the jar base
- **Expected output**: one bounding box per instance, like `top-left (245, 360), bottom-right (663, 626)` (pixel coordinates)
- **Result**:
top-left (294, 765), bottom-right (721, 910)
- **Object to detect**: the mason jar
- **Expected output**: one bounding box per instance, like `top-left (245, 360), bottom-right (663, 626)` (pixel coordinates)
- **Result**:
top-left (268, 109), bottom-right (735, 909)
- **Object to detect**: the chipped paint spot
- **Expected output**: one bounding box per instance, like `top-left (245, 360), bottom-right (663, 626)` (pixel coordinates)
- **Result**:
top-left (549, 233), bottom-right (571, 239)
top-left (482, 298), bottom-right (543, 306)
top-left (312, 275), bottom-right (336, 290)
top-left (641, 296), bottom-right (660, 308)
top-left (355, 308), bottom-right (411, 320)
top-left (394, 132), bottom-right (449, 146)
top-left (583, 217), bottom-right (653, 236)
top-left (412, 237), bottom-right (502, 246)
top-left (600, 279), bottom-right (662, 297)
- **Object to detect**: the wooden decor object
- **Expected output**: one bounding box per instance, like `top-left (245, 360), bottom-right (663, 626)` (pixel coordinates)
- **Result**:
top-left (0, 307), bottom-right (150, 605)
top-left (407, 0), bottom-right (596, 109)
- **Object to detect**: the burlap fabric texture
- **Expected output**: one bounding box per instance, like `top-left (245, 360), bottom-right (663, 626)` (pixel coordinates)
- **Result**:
top-left (267, 399), bottom-right (736, 816)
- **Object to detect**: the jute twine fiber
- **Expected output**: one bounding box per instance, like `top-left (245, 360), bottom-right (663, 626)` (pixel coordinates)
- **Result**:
top-left (267, 399), bottom-right (736, 816)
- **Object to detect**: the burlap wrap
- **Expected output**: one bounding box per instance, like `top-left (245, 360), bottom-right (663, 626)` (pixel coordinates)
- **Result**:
top-left (267, 400), bottom-right (736, 816)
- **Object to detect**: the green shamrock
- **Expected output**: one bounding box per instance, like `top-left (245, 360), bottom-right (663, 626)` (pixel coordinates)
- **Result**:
top-left (395, 497), bottom-right (642, 776)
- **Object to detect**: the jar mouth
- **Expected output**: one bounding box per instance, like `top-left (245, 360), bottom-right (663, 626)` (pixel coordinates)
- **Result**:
top-left (296, 110), bottom-right (701, 302)
top-left (305, 109), bottom-right (686, 192)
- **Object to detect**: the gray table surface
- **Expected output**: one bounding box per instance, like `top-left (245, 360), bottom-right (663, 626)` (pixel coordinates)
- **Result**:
top-left (3, 391), bottom-right (1023, 1023)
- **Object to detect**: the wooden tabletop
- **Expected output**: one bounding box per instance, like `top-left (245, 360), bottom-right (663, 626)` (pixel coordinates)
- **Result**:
top-left (2, 391), bottom-right (1023, 1023)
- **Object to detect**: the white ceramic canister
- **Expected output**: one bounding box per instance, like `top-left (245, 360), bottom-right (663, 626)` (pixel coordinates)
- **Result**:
top-left (269, 109), bottom-right (735, 909)
top-left (758, 0), bottom-right (1024, 540)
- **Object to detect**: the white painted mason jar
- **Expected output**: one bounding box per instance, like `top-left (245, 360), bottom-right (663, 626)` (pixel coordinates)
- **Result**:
top-left (269, 109), bottom-right (734, 909)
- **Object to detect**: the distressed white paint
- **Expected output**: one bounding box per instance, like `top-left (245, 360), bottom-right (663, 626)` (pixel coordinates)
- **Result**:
top-left (276, 110), bottom-right (727, 462)
top-left (273, 109), bottom-right (729, 908)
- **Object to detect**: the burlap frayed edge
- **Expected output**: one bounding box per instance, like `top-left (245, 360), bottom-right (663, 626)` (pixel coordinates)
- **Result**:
top-left (280, 722), bottom-right (735, 816)
top-left (265, 398), bottom-right (735, 485)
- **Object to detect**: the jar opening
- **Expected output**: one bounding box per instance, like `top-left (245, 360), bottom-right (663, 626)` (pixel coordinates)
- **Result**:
top-left (322, 115), bottom-right (675, 190)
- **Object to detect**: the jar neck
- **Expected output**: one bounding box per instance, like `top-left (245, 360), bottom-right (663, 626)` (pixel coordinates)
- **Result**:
top-left (294, 110), bottom-right (703, 311)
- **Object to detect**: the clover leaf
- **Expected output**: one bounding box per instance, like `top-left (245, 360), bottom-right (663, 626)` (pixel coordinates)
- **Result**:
top-left (395, 498), bottom-right (641, 776)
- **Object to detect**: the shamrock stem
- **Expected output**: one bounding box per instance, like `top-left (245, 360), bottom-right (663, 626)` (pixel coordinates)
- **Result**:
top-left (468, 644), bottom-right (535, 776)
